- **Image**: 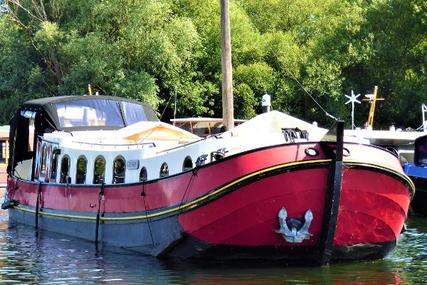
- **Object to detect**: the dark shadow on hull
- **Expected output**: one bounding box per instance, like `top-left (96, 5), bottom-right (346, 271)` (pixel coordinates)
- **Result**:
top-left (408, 176), bottom-right (427, 216)
top-left (167, 235), bottom-right (396, 266)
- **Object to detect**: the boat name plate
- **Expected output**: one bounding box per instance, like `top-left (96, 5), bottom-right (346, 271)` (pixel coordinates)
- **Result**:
top-left (127, 160), bottom-right (140, 170)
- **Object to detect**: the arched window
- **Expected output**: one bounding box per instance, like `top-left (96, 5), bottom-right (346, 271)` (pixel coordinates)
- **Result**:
top-left (139, 167), bottom-right (147, 182)
top-left (76, 156), bottom-right (87, 184)
top-left (40, 144), bottom-right (47, 176)
top-left (93, 156), bottom-right (106, 184)
top-left (159, 162), bottom-right (169, 178)
top-left (182, 156), bottom-right (193, 171)
top-left (50, 148), bottom-right (60, 182)
top-left (60, 156), bottom-right (70, 183)
top-left (113, 156), bottom-right (126, 184)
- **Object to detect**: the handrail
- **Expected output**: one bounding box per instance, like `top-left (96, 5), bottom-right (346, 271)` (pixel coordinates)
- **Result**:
top-left (38, 135), bottom-right (156, 148)
top-left (74, 141), bottom-right (156, 148)
top-left (73, 141), bottom-right (156, 149)
top-left (37, 136), bottom-right (60, 146)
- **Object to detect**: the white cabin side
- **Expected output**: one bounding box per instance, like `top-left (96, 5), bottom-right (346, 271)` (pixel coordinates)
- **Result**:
top-left (38, 128), bottom-right (226, 185)
top-left (29, 110), bottom-right (326, 186)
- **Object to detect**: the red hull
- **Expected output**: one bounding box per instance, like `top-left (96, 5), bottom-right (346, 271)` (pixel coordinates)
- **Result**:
top-left (178, 167), bottom-right (409, 247)
top-left (6, 142), bottom-right (414, 261)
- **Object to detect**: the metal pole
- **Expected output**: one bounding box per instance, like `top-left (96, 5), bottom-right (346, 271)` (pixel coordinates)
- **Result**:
top-left (88, 84), bottom-right (93, 96)
top-left (351, 102), bottom-right (355, 130)
top-left (422, 104), bottom-right (426, 132)
top-left (345, 90), bottom-right (360, 130)
top-left (319, 120), bottom-right (344, 265)
top-left (173, 89), bottom-right (177, 121)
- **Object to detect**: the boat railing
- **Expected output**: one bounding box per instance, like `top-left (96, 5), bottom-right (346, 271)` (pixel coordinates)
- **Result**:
top-left (38, 136), bottom-right (60, 146)
top-left (39, 135), bottom-right (156, 150)
top-left (72, 141), bottom-right (156, 150)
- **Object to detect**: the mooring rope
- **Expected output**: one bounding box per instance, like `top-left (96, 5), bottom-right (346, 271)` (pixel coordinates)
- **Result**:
top-left (95, 182), bottom-right (105, 247)
top-left (288, 72), bottom-right (339, 122)
top-left (35, 182), bottom-right (42, 229)
top-left (141, 183), bottom-right (155, 247)
top-left (179, 168), bottom-right (198, 210)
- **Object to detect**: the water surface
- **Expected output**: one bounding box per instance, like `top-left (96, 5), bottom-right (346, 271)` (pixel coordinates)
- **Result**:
top-left (0, 211), bottom-right (426, 284)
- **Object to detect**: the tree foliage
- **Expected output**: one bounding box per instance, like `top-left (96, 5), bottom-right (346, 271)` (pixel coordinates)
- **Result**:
top-left (0, 0), bottom-right (425, 129)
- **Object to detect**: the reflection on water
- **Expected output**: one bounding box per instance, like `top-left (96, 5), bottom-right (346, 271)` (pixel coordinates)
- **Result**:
top-left (0, 206), bottom-right (426, 284)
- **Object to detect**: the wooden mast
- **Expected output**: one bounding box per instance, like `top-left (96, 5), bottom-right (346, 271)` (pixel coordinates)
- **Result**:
top-left (220, 0), bottom-right (234, 131)
top-left (366, 86), bottom-right (378, 130)
top-left (364, 86), bottom-right (384, 130)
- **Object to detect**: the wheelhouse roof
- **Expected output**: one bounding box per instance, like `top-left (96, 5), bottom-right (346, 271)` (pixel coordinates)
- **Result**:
top-left (22, 95), bottom-right (152, 109)
top-left (16, 95), bottom-right (158, 132)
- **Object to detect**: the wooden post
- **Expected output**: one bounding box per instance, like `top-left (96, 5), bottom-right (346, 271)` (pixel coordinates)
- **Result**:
top-left (367, 86), bottom-right (378, 130)
top-left (221, 0), bottom-right (234, 131)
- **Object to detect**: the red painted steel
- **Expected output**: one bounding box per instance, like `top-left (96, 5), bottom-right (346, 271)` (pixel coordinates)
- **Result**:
top-left (335, 168), bottom-right (409, 245)
top-left (178, 166), bottom-right (410, 247)
top-left (7, 142), bottom-right (412, 250)
top-left (178, 168), bottom-right (329, 246)
top-left (9, 143), bottom-right (327, 213)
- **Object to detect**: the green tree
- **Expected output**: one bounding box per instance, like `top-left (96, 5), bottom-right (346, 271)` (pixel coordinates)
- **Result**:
top-left (360, 0), bottom-right (427, 128)
top-left (0, 0), bottom-right (425, 129)
top-left (0, 0), bottom-right (204, 121)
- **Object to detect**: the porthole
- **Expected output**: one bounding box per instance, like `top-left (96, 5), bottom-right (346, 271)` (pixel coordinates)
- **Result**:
top-left (40, 144), bottom-right (47, 176)
top-left (140, 167), bottom-right (147, 182)
top-left (332, 147), bottom-right (350, 157)
top-left (160, 163), bottom-right (169, 178)
top-left (50, 148), bottom-right (60, 182)
top-left (113, 156), bottom-right (126, 184)
top-left (60, 155), bottom-right (70, 183)
top-left (76, 155), bottom-right (87, 184)
top-left (343, 148), bottom-right (350, 157)
top-left (93, 156), bottom-right (106, 184)
top-left (182, 156), bottom-right (193, 171)
top-left (305, 147), bottom-right (319, 157)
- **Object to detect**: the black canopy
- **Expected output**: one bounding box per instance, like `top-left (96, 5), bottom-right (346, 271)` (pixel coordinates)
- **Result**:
top-left (16, 95), bottom-right (158, 131)
top-left (8, 95), bottom-right (158, 174)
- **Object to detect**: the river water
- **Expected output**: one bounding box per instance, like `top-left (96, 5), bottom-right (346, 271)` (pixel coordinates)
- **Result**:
top-left (0, 209), bottom-right (426, 284)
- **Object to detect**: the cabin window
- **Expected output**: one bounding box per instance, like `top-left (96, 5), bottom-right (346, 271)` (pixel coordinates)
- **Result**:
top-left (50, 148), bottom-right (60, 182)
top-left (182, 156), bottom-right (193, 171)
top-left (122, 102), bottom-right (148, 125)
top-left (28, 116), bottom-right (35, 152)
top-left (76, 156), bottom-right (87, 184)
top-left (12, 110), bottom-right (36, 180)
top-left (113, 156), bottom-right (126, 184)
top-left (0, 141), bottom-right (6, 163)
top-left (60, 156), bottom-right (70, 183)
top-left (140, 167), bottom-right (147, 182)
top-left (40, 144), bottom-right (47, 176)
top-left (160, 163), bottom-right (169, 178)
top-left (56, 99), bottom-right (124, 128)
top-left (93, 156), bottom-right (106, 184)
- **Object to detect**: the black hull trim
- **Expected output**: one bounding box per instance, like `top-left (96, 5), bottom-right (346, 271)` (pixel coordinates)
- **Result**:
top-left (408, 176), bottom-right (427, 216)
top-left (167, 236), bottom-right (396, 264)
top-left (8, 207), bottom-right (184, 257)
top-left (9, 206), bottom-right (397, 263)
